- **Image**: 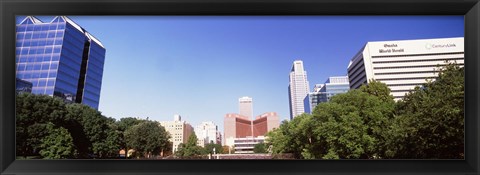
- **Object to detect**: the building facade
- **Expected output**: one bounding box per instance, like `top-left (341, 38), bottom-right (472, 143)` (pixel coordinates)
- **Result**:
top-left (238, 96), bottom-right (253, 118)
top-left (232, 136), bottom-right (266, 154)
top-left (194, 121), bottom-right (221, 147)
top-left (347, 37), bottom-right (464, 100)
top-left (159, 115), bottom-right (194, 153)
top-left (223, 112), bottom-right (279, 149)
top-left (304, 76), bottom-right (350, 113)
top-left (288, 60), bottom-right (310, 119)
top-left (15, 16), bottom-right (106, 109)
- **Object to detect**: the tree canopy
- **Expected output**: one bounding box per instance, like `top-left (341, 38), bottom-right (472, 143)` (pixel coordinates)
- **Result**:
top-left (124, 120), bottom-right (170, 158)
top-left (266, 63), bottom-right (463, 159)
top-left (17, 93), bottom-right (121, 159)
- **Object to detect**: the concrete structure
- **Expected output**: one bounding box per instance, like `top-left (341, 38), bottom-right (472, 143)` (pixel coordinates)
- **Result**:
top-left (232, 136), bottom-right (266, 154)
top-left (304, 76), bottom-right (350, 113)
top-left (239, 96), bottom-right (253, 118)
top-left (223, 112), bottom-right (279, 148)
top-left (159, 115), bottom-right (194, 153)
top-left (194, 121), bottom-right (221, 147)
top-left (347, 37), bottom-right (464, 100)
top-left (15, 16), bottom-right (106, 109)
top-left (288, 60), bottom-right (310, 119)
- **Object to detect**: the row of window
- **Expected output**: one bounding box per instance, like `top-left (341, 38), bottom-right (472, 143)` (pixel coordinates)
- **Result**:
top-left (372, 57), bottom-right (464, 64)
top-left (16, 38), bottom-right (63, 47)
top-left (373, 64), bottom-right (464, 70)
top-left (17, 70), bottom-right (57, 79)
top-left (31, 86), bottom-right (55, 95)
top-left (20, 78), bottom-right (55, 88)
top-left (376, 76), bottom-right (436, 81)
top-left (374, 70), bottom-right (438, 75)
top-left (17, 61), bottom-right (59, 70)
top-left (17, 23), bottom-right (66, 33)
top-left (17, 46), bottom-right (63, 56)
top-left (387, 83), bottom-right (424, 87)
top-left (17, 30), bottom-right (65, 40)
top-left (371, 52), bottom-right (464, 58)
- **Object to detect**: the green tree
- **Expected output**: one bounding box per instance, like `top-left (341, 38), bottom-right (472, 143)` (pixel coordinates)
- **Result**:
top-left (64, 103), bottom-right (121, 158)
top-left (113, 117), bottom-right (144, 156)
top-left (175, 134), bottom-right (204, 158)
top-left (253, 142), bottom-right (267, 153)
top-left (267, 81), bottom-right (395, 159)
top-left (313, 100), bottom-right (374, 159)
top-left (39, 123), bottom-right (75, 159)
top-left (124, 120), bottom-right (170, 158)
top-left (387, 63), bottom-right (464, 159)
top-left (328, 86), bottom-right (395, 158)
top-left (359, 80), bottom-right (395, 103)
top-left (16, 93), bottom-right (67, 158)
top-left (16, 93), bottom-right (123, 159)
top-left (203, 141), bottom-right (223, 154)
top-left (266, 114), bottom-right (322, 159)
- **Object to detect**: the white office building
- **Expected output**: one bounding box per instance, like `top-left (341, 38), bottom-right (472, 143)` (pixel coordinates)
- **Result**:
top-left (195, 121), bottom-right (221, 147)
top-left (288, 60), bottom-right (310, 119)
top-left (347, 37), bottom-right (464, 100)
top-left (159, 115), bottom-right (194, 153)
top-left (238, 96), bottom-right (253, 118)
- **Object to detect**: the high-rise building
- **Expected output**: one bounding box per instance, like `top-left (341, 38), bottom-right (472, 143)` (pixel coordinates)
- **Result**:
top-left (159, 115), bottom-right (194, 153)
top-left (194, 121), bottom-right (221, 147)
top-left (304, 76), bottom-right (350, 113)
top-left (238, 96), bottom-right (253, 118)
top-left (347, 37), bottom-right (464, 100)
top-left (223, 112), bottom-right (279, 149)
top-left (15, 16), bottom-right (106, 109)
top-left (288, 60), bottom-right (310, 119)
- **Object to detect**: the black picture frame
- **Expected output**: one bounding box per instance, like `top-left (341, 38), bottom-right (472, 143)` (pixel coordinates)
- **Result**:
top-left (1, 0), bottom-right (479, 175)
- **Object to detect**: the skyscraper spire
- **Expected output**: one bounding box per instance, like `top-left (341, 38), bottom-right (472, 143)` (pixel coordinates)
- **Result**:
top-left (288, 60), bottom-right (310, 119)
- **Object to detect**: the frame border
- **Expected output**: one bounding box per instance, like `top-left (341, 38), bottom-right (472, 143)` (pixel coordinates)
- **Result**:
top-left (1, 0), bottom-right (479, 175)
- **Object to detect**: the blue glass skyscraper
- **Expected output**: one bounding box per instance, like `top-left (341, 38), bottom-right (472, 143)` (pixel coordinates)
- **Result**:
top-left (304, 76), bottom-right (350, 113)
top-left (16, 16), bottom-right (106, 109)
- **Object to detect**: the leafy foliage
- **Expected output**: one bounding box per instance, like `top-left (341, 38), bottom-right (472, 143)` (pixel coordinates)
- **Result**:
top-left (387, 63), bottom-right (464, 159)
top-left (16, 93), bottom-right (67, 158)
top-left (253, 142), bottom-right (267, 153)
top-left (16, 93), bottom-right (121, 159)
top-left (203, 141), bottom-right (223, 154)
top-left (175, 134), bottom-right (205, 158)
top-left (267, 63), bottom-right (464, 159)
top-left (39, 123), bottom-right (75, 159)
top-left (124, 120), bottom-right (170, 158)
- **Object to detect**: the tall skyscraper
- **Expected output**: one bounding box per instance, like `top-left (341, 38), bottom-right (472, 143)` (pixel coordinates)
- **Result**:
top-left (347, 37), bottom-right (463, 100)
top-left (238, 96), bottom-right (253, 118)
top-left (15, 16), bottom-right (106, 109)
top-left (288, 60), bottom-right (310, 119)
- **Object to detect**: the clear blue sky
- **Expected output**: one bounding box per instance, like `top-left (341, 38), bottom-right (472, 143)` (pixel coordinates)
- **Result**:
top-left (16, 16), bottom-right (464, 132)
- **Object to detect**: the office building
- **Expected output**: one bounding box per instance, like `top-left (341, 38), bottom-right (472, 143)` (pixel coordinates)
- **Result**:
top-left (159, 115), bottom-right (194, 153)
top-left (195, 121), bottom-right (221, 147)
top-left (223, 112), bottom-right (279, 149)
top-left (288, 60), bottom-right (310, 119)
top-left (304, 76), bottom-right (350, 113)
top-left (15, 16), bottom-right (106, 109)
top-left (347, 37), bottom-right (464, 100)
top-left (232, 136), bottom-right (266, 154)
top-left (239, 96), bottom-right (253, 118)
